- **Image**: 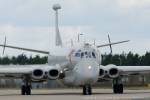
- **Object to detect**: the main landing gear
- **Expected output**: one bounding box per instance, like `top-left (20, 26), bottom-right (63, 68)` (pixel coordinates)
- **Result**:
top-left (113, 78), bottom-right (123, 94)
top-left (21, 77), bottom-right (31, 95)
top-left (83, 85), bottom-right (92, 95)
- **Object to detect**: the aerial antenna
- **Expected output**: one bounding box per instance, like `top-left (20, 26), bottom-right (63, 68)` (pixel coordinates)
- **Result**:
top-left (78, 33), bottom-right (83, 42)
top-left (108, 34), bottom-right (112, 54)
top-left (93, 39), bottom-right (96, 46)
top-left (2, 36), bottom-right (6, 55)
top-left (108, 34), bottom-right (113, 64)
top-left (71, 39), bottom-right (74, 47)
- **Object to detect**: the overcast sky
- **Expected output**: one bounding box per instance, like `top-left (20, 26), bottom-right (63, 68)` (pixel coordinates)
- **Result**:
top-left (0, 0), bottom-right (150, 56)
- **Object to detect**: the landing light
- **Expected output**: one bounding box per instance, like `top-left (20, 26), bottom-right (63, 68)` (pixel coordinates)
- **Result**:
top-left (60, 70), bottom-right (63, 73)
top-left (88, 66), bottom-right (92, 69)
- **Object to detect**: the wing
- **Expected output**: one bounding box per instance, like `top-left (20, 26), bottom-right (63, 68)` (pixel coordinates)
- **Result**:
top-left (0, 64), bottom-right (63, 80)
top-left (97, 40), bottom-right (130, 48)
top-left (98, 65), bottom-right (150, 81)
top-left (0, 44), bottom-right (49, 54)
top-left (116, 66), bottom-right (150, 76)
top-left (98, 65), bottom-right (150, 83)
top-left (0, 65), bottom-right (47, 79)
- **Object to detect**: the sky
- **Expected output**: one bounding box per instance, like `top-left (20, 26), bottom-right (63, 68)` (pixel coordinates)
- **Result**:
top-left (0, 0), bottom-right (150, 56)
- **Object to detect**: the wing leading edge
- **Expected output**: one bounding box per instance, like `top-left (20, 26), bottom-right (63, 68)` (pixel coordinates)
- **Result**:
top-left (0, 65), bottom-right (48, 78)
top-left (97, 40), bottom-right (130, 48)
top-left (116, 66), bottom-right (150, 75)
top-left (0, 44), bottom-right (49, 54)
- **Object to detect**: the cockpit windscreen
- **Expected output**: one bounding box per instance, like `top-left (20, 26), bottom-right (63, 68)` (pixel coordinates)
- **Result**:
top-left (74, 50), bottom-right (96, 59)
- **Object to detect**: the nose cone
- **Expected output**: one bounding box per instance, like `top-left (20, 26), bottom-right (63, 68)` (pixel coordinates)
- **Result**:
top-left (75, 58), bottom-right (99, 85)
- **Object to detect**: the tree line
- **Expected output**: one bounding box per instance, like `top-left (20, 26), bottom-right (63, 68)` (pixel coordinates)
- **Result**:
top-left (0, 54), bottom-right (47, 65)
top-left (0, 52), bottom-right (150, 66)
top-left (102, 52), bottom-right (150, 66)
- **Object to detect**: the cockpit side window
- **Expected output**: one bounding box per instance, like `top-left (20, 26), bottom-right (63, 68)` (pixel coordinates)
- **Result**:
top-left (92, 52), bottom-right (96, 58)
top-left (81, 52), bottom-right (84, 58)
top-left (85, 52), bottom-right (87, 55)
top-left (75, 52), bottom-right (80, 57)
top-left (85, 52), bottom-right (88, 58)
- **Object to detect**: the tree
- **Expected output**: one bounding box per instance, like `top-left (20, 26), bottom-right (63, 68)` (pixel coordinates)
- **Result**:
top-left (140, 52), bottom-right (150, 66)
top-left (16, 54), bottom-right (28, 65)
top-left (1, 56), bottom-right (10, 65)
top-left (0, 52), bottom-right (150, 66)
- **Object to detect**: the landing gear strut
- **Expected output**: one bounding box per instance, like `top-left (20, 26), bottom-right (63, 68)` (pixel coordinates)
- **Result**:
top-left (113, 77), bottom-right (123, 94)
top-left (21, 77), bottom-right (31, 95)
top-left (83, 85), bottom-right (92, 95)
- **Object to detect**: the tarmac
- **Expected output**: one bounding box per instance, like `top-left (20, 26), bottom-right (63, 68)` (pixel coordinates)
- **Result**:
top-left (0, 88), bottom-right (150, 100)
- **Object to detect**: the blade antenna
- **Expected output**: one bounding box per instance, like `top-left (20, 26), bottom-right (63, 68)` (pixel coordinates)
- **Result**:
top-left (2, 36), bottom-right (6, 55)
top-left (108, 34), bottom-right (112, 54)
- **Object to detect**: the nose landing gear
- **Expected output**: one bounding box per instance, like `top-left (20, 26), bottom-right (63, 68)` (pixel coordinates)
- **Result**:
top-left (83, 85), bottom-right (92, 95)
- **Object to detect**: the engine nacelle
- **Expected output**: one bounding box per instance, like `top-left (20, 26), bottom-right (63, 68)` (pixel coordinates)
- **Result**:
top-left (32, 69), bottom-right (45, 80)
top-left (99, 68), bottom-right (105, 78)
top-left (47, 69), bottom-right (60, 79)
top-left (108, 67), bottom-right (119, 78)
top-left (47, 65), bottom-right (61, 80)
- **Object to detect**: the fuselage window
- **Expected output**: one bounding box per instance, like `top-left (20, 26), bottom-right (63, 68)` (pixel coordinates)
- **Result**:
top-left (92, 52), bottom-right (96, 58)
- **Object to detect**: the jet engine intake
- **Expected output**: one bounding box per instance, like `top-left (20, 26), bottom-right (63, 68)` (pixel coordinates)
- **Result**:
top-left (32, 69), bottom-right (44, 80)
top-left (108, 68), bottom-right (119, 78)
top-left (48, 69), bottom-right (60, 80)
top-left (99, 68), bottom-right (105, 78)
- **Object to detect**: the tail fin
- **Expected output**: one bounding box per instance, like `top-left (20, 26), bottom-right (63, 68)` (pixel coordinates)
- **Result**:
top-left (55, 26), bottom-right (62, 46)
top-left (53, 4), bottom-right (63, 47)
